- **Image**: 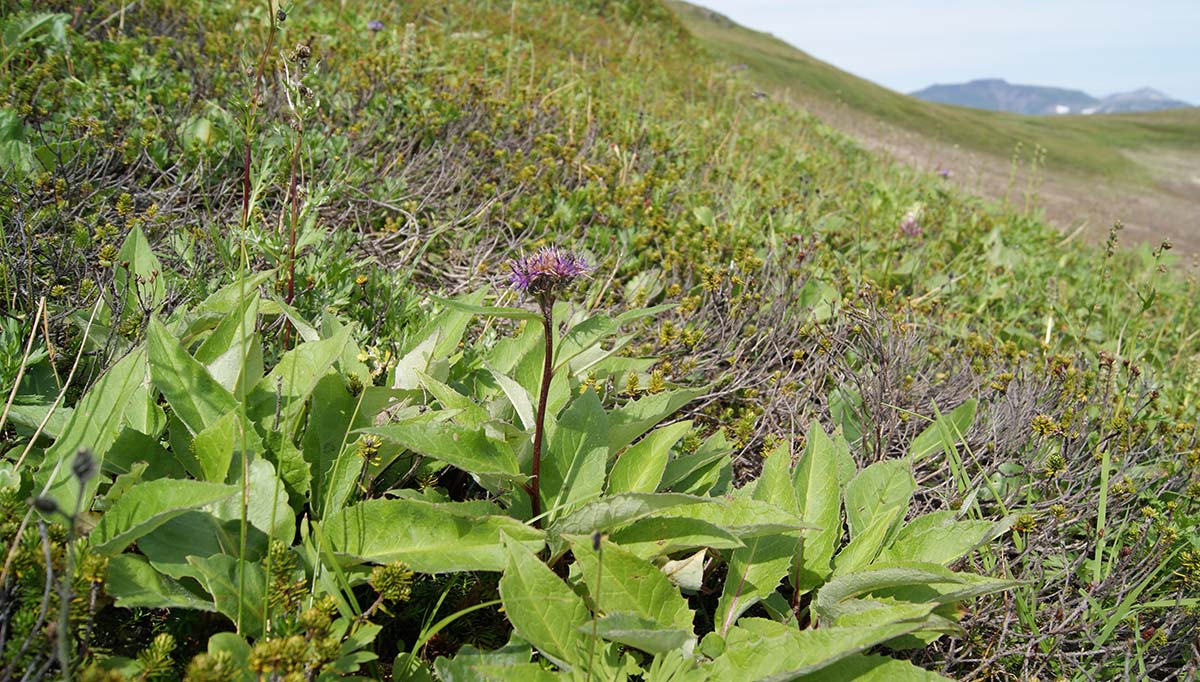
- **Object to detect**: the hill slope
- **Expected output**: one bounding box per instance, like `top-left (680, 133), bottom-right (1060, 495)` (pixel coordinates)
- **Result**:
top-left (670, 1), bottom-right (1200, 248)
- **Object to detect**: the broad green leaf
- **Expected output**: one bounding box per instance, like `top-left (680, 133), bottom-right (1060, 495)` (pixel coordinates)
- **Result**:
top-left (105, 554), bottom-right (215, 611)
top-left (147, 317), bottom-right (238, 436)
top-left (570, 538), bottom-right (695, 636)
top-left (655, 498), bottom-right (810, 538)
top-left (203, 633), bottom-right (253, 682)
top-left (209, 457), bottom-right (293, 542)
top-left (322, 498), bottom-right (543, 573)
top-left (138, 511), bottom-right (268, 580)
top-left (794, 654), bottom-right (954, 681)
top-left (36, 346), bottom-right (149, 511)
top-left (832, 505), bottom-right (905, 576)
top-left (365, 420), bottom-right (519, 478)
top-left (301, 374), bottom-right (356, 516)
top-left (187, 554), bottom-right (267, 638)
top-left (610, 516), bottom-right (743, 559)
top-left (498, 535), bottom-right (591, 670)
top-left (792, 422), bottom-right (842, 592)
top-left (876, 512), bottom-right (1012, 566)
top-left (487, 364), bottom-right (536, 430)
top-left (844, 460), bottom-right (914, 539)
top-left (817, 562), bottom-right (1015, 626)
top-left (417, 370), bottom-right (490, 428)
top-left (581, 612), bottom-right (692, 655)
top-left (190, 271), bottom-right (274, 322)
top-left (706, 614), bottom-right (936, 681)
top-left (114, 226), bottom-right (166, 317)
top-left (716, 531), bottom-right (802, 635)
top-left (192, 409), bottom-right (261, 483)
top-left (716, 445), bottom-right (810, 629)
top-left (661, 430), bottom-right (734, 492)
top-left (908, 400), bottom-right (976, 462)
top-left (247, 324), bottom-right (352, 426)
top-left (542, 390), bottom-right (608, 521)
top-left (608, 420), bottom-right (691, 494)
top-left (753, 444), bottom-right (800, 515)
top-left (608, 388), bottom-right (706, 454)
top-left (89, 479), bottom-right (237, 555)
top-left (0, 108), bottom-right (33, 175)
top-left (194, 296), bottom-right (261, 399)
top-left (551, 492), bottom-right (707, 537)
top-left (555, 315), bottom-right (620, 369)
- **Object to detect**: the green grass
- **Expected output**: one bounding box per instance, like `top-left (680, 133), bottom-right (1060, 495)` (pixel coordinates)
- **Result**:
top-left (669, 0), bottom-right (1200, 183)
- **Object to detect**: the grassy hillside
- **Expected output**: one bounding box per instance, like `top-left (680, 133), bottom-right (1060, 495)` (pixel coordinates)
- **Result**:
top-left (2, 1), bottom-right (1198, 680)
top-left (670, 1), bottom-right (1200, 184)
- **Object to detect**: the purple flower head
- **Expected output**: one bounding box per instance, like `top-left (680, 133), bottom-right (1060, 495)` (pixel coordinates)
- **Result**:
top-left (899, 210), bottom-right (921, 238)
top-left (507, 246), bottom-right (592, 299)
top-left (936, 167), bottom-right (952, 179)
top-left (367, 19), bottom-right (385, 32)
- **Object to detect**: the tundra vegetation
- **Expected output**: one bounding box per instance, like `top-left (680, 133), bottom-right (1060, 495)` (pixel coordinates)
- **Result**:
top-left (0, 1), bottom-right (1196, 680)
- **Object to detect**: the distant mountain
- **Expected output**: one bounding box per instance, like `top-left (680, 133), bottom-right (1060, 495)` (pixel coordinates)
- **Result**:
top-left (910, 79), bottom-right (1192, 115)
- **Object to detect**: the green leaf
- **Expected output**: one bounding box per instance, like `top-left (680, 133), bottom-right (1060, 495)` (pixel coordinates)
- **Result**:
top-left (581, 612), bottom-right (692, 655)
top-left (192, 409), bottom-right (260, 483)
top-left (36, 346), bottom-right (149, 512)
top-left (0, 108), bottom-right (33, 175)
top-left (832, 505), bottom-right (905, 576)
top-left (209, 457), bottom-right (293, 542)
top-left (655, 498), bottom-right (810, 539)
top-left (706, 615), bottom-right (937, 681)
top-left (322, 498), bottom-right (544, 573)
top-left (114, 226), bottom-right (166, 316)
top-left (487, 364), bottom-right (536, 431)
top-left (89, 479), bottom-right (237, 555)
top-left (431, 296), bottom-right (541, 321)
top-left (104, 554), bottom-right (215, 611)
top-left (138, 511), bottom-right (268, 580)
top-left (187, 554), bottom-right (267, 638)
top-left (609, 516), bottom-right (743, 559)
top-left (571, 538), bottom-right (694, 637)
top-left (551, 492), bottom-right (707, 537)
top-left (817, 562), bottom-right (1015, 626)
top-left (147, 317), bottom-right (238, 436)
top-left (716, 532), bottom-right (802, 635)
top-left (793, 654), bottom-right (954, 681)
top-left (909, 400), bottom-right (977, 463)
top-left (247, 324), bottom-right (352, 426)
top-left (541, 390), bottom-right (608, 521)
top-left (792, 422), bottom-right (842, 592)
top-left (498, 535), bottom-right (591, 670)
top-left (607, 388), bottom-right (706, 455)
top-left (661, 430), bottom-right (733, 493)
top-left (365, 420), bottom-right (519, 478)
top-left (876, 512), bottom-right (1012, 566)
top-left (717, 444), bottom-right (812, 630)
top-left (844, 460), bottom-right (914, 539)
top-left (417, 370), bottom-right (490, 428)
top-left (607, 420), bottom-right (691, 494)
top-left (300, 374), bottom-right (356, 516)
top-left (194, 296), bottom-right (261, 399)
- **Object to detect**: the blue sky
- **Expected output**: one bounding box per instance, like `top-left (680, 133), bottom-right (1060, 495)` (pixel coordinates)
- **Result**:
top-left (693, 1), bottom-right (1200, 104)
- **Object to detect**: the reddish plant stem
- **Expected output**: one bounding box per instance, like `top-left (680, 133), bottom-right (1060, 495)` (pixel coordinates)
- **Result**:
top-left (529, 299), bottom-right (555, 528)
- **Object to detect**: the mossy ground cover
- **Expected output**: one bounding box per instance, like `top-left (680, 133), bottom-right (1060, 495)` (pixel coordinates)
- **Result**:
top-left (1, 1), bottom-right (1198, 680)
